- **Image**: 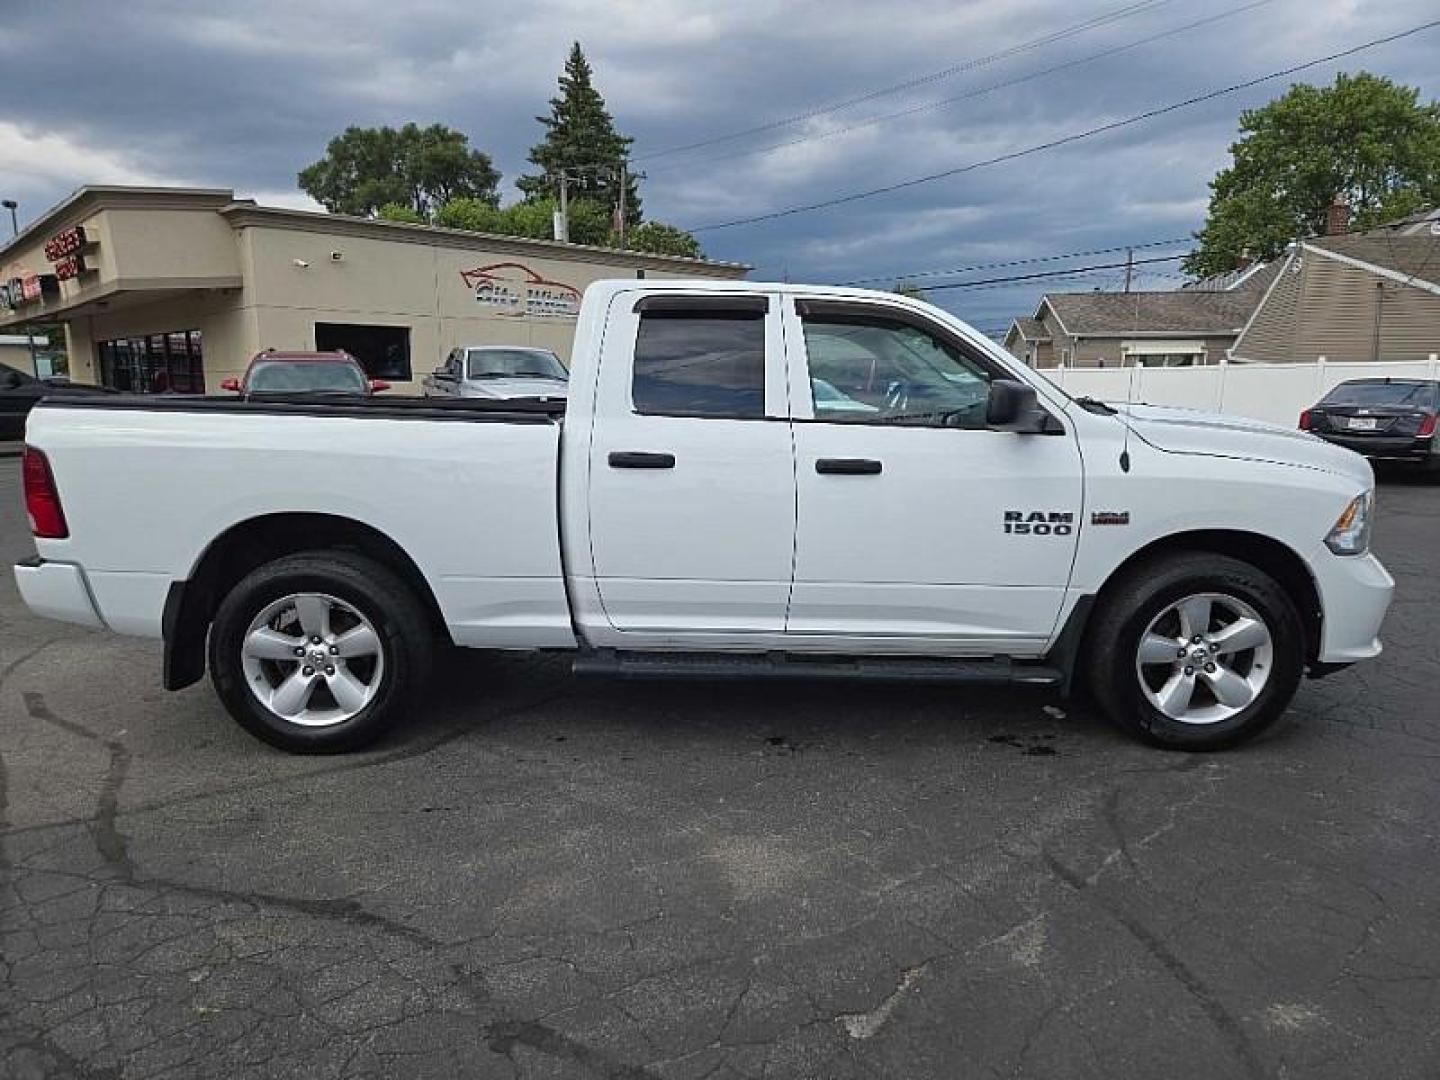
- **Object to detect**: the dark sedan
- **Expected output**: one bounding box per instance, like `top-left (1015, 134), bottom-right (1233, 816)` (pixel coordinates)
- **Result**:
top-left (0, 366), bottom-right (112, 442)
top-left (1300, 378), bottom-right (1438, 472)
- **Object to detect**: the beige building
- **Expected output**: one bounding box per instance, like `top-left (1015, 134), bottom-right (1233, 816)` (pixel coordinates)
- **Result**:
top-left (0, 186), bottom-right (748, 393)
top-left (1232, 232), bottom-right (1440, 363)
top-left (1003, 263), bottom-right (1276, 370)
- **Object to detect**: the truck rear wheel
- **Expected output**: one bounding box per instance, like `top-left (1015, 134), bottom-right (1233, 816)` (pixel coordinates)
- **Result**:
top-left (1086, 552), bottom-right (1304, 750)
top-left (208, 550), bottom-right (432, 753)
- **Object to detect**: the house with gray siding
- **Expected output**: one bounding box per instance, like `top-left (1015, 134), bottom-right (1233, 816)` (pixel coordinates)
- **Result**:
top-left (1231, 233), bottom-right (1440, 363)
top-left (1003, 263), bottom-right (1275, 369)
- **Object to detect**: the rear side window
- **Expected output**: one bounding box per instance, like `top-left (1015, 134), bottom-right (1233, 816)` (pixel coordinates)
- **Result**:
top-left (632, 310), bottom-right (766, 419)
top-left (1321, 381), bottom-right (1437, 407)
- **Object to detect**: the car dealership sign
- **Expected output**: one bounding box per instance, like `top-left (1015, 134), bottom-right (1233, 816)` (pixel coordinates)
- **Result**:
top-left (459, 262), bottom-right (581, 318)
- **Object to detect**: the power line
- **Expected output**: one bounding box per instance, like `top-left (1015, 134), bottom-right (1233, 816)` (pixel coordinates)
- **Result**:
top-left (688, 19), bottom-right (1440, 233)
top-left (648, 0), bottom-right (1271, 176)
top-left (635, 0), bottom-right (1177, 163)
top-left (842, 236), bottom-right (1190, 286)
top-left (920, 253), bottom-right (1185, 292)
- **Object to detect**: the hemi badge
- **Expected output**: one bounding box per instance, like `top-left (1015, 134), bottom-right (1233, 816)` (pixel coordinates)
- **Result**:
top-left (1092, 510), bottom-right (1130, 526)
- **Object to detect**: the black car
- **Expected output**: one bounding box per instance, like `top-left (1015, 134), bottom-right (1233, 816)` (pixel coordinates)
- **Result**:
top-left (0, 366), bottom-right (113, 442)
top-left (1299, 378), bottom-right (1439, 471)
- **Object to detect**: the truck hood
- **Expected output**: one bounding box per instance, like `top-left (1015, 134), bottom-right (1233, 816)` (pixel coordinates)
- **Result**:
top-left (1117, 403), bottom-right (1373, 485)
top-left (460, 377), bottom-right (569, 401)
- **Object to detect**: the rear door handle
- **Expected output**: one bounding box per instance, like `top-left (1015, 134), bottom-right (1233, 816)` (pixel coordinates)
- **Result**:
top-left (815, 457), bottom-right (882, 475)
top-left (609, 451), bottom-right (676, 469)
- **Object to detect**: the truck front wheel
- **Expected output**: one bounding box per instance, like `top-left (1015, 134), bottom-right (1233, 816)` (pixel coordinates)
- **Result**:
top-left (1087, 552), bottom-right (1305, 750)
top-left (208, 550), bottom-right (433, 753)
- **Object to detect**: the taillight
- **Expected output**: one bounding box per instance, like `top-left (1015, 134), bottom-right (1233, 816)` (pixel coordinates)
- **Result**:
top-left (1298, 409), bottom-right (1312, 430)
top-left (22, 446), bottom-right (68, 539)
top-left (1420, 412), bottom-right (1437, 437)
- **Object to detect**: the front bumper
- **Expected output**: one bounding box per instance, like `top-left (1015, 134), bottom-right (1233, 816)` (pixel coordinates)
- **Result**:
top-left (1314, 431), bottom-right (1434, 462)
top-left (13, 557), bottom-right (105, 629)
top-left (1312, 549), bottom-right (1394, 664)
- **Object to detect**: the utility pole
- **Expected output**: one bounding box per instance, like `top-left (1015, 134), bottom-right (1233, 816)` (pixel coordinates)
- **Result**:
top-left (1123, 247), bottom-right (1134, 293)
top-left (553, 171), bottom-right (570, 243)
top-left (1, 198), bottom-right (38, 377)
top-left (616, 164), bottom-right (627, 250)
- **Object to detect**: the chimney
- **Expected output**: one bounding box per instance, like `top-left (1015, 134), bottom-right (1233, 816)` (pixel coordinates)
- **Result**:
top-left (1325, 195), bottom-right (1350, 236)
top-left (1235, 247), bottom-right (1253, 271)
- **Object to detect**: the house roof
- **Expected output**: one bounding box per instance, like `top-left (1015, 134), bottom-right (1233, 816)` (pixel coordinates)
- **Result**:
top-left (1306, 234), bottom-right (1440, 288)
top-left (1039, 287), bottom-right (1262, 336)
top-left (1008, 316), bottom-right (1050, 341)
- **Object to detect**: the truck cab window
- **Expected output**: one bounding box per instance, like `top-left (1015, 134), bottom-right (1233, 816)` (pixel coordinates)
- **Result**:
top-left (802, 314), bottom-right (993, 427)
top-left (632, 311), bottom-right (766, 419)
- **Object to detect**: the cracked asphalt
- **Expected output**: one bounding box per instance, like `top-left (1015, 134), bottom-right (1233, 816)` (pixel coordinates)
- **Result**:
top-left (2, 458), bottom-right (1438, 1080)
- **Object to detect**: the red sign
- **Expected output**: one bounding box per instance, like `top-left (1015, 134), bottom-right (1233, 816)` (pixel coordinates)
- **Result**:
top-left (459, 262), bottom-right (581, 318)
top-left (44, 225), bottom-right (87, 262)
top-left (54, 254), bottom-right (87, 281)
top-left (20, 274), bottom-right (41, 301)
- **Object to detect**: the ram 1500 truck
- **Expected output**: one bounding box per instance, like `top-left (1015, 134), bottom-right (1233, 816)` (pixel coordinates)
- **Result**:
top-left (15, 280), bottom-right (1394, 753)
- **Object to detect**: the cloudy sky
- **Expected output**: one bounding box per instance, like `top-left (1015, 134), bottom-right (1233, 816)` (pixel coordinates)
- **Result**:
top-left (2, 0), bottom-right (1436, 334)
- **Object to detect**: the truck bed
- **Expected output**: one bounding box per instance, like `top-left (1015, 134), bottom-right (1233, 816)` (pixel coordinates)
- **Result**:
top-left (24, 394), bottom-right (575, 649)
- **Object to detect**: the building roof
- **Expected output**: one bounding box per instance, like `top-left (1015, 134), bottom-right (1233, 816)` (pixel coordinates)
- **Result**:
top-left (1306, 233), bottom-right (1440, 289)
top-left (1008, 316), bottom-right (1050, 341)
top-left (1039, 287), bottom-right (1262, 336)
top-left (0, 185), bottom-right (750, 275)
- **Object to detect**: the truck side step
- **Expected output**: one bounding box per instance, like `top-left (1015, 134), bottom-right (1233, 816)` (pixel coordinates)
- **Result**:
top-left (571, 650), bottom-right (1062, 686)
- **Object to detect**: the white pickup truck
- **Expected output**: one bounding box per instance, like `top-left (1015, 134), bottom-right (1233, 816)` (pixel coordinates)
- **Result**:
top-left (16, 280), bottom-right (1393, 753)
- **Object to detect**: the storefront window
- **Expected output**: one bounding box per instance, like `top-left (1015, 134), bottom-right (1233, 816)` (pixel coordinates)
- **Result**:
top-left (97, 330), bottom-right (204, 393)
top-left (314, 323), bottom-right (411, 381)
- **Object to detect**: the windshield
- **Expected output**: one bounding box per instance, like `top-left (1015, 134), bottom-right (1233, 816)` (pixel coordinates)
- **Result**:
top-left (1321, 381), bottom-right (1436, 407)
top-left (467, 349), bottom-right (567, 380)
top-left (246, 360), bottom-right (367, 394)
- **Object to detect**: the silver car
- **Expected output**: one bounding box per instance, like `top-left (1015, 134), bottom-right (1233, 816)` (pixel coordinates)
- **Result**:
top-left (423, 346), bottom-right (568, 401)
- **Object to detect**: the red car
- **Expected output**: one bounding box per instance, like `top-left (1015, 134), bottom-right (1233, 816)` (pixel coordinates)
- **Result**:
top-left (220, 351), bottom-right (390, 397)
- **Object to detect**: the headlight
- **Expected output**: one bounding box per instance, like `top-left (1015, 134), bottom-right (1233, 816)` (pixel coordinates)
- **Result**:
top-left (1325, 490), bottom-right (1373, 556)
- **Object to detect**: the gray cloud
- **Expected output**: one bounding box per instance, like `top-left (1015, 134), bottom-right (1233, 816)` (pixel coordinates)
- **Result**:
top-left (1, 0), bottom-right (1436, 333)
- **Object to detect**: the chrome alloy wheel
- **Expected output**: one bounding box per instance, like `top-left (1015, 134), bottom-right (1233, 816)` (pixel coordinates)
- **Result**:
top-left (1134, 592), bottom-right (1274, 725)
top-left (240, 593), bottom-right (385, 727)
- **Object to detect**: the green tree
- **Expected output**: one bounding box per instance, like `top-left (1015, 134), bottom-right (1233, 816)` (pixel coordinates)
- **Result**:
top-left (435, 195), bottom-right (612, 246)
top-left (433, 197), bottom-right (504, 233)
top-left (299, 123), bottom-right (501, 218)
top-left (376, 202), bottom-right (425, 224)
top-left (1185, 73), bottom-right (1440, 277)
top-left (517, 43), bottom-right (640, 225)
top-left (618, 221), bottom-right (703, 258)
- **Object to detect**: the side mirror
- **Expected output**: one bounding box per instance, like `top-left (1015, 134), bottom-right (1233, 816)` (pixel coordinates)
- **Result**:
top-left (986, 379), bottom-right (1050, 433)
top-left (367, 379), bottom-right (391, 393)
top-left (219, 377), bottom-right (241, 392)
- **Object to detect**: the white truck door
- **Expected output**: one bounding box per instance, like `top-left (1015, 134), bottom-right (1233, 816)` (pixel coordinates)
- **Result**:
top-left (585, 291), bottom-right (796, 637)
top-left (783, 297), bottom-right (1082, 654)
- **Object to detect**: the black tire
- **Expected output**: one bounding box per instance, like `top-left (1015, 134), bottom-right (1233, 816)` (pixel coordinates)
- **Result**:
top-left (208, 550), bottom-right (433, 753)
top-left (1086, 552), bottom-right (1305, 751)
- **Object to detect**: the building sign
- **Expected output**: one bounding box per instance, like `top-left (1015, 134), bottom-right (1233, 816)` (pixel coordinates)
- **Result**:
top-left (459, 262), bottom-right (581, 318)
top-left (1, 273), bottom-right (58, 310)
top-left (43, 225), bottom-right (87, 262)
top-left (54, 254), bottom-right (86, 280)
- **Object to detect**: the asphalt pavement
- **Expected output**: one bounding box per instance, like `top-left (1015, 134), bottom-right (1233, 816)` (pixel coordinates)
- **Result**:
top-left (2, 459), bottom-right (1438, 1079)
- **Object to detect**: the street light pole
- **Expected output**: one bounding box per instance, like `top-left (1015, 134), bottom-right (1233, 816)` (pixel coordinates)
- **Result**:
top-left (1, 198), bottom-right (39, 377)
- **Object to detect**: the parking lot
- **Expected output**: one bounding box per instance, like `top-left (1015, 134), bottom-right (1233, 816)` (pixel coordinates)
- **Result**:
top-left (0, 458), bottom-right (1436, 1080)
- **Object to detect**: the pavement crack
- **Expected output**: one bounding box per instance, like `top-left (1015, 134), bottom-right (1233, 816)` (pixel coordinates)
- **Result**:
top-left (484, 1017), bottom-right (662, 1079)
top-left (1043, 848), bottom-right (1265, 1080)
top-left (23, 690), bottom-right (134, 882)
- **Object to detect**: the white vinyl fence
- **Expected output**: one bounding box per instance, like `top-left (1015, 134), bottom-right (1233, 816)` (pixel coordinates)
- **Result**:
top-left (1039, 355), bottom-right (1440, 427)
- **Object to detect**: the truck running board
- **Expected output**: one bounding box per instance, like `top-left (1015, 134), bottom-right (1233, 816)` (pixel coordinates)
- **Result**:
top-left (571, 650), bottom-right (1063, 686)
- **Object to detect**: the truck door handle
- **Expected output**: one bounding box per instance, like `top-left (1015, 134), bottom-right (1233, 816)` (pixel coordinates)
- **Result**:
top-left (609, 451), bottom-right (676, 469)
top-left (815, 457), bottom-right (882, 475)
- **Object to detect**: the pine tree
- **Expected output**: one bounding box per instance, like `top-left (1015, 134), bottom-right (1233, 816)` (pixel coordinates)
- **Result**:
top-left (518, 43), bottom-right (641, 225)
